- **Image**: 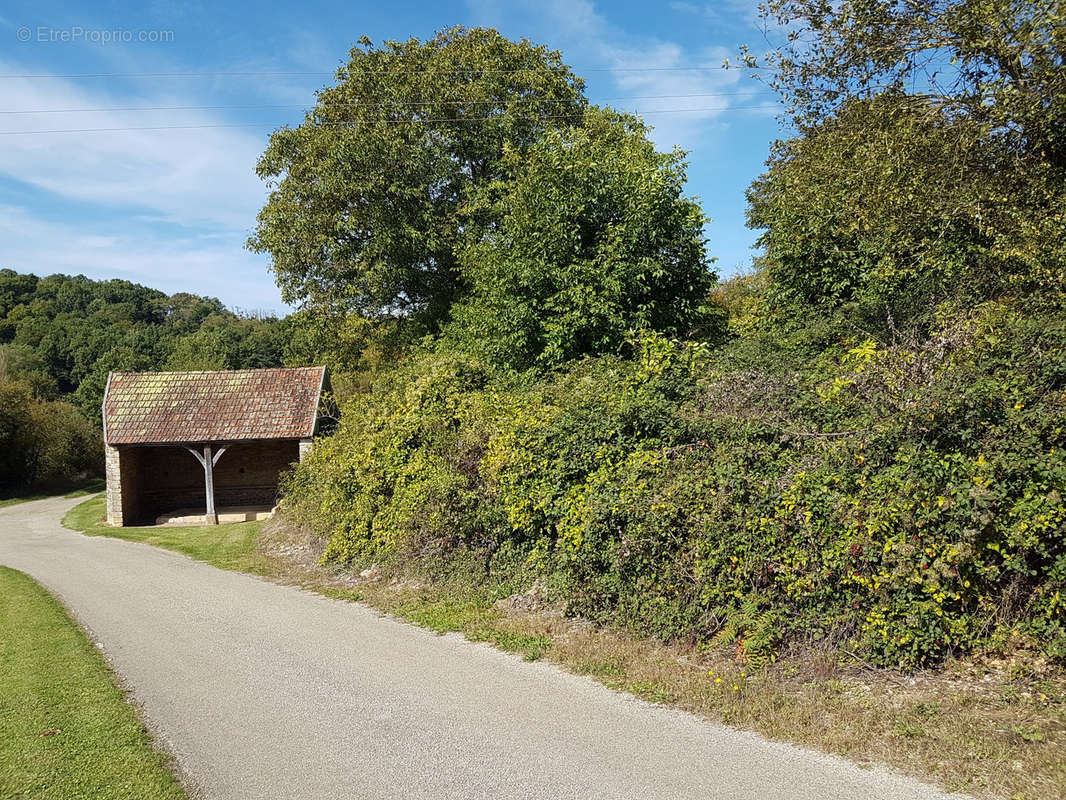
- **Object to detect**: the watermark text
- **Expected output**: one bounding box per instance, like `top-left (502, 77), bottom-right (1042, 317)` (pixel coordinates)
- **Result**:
top-left (17, 26), bottom-right (175, 45)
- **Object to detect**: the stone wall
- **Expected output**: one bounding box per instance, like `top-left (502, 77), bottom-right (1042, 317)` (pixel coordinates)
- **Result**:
top-left (104, 445), bottom-right (123, 525)
top-left (105, 445), bottom-right (147, 526)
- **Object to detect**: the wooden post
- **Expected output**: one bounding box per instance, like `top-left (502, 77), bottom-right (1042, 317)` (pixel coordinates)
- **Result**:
top-left (203, 445), bottom-right (217, 525)
top-left (185, 445), bottom-right (227, 526)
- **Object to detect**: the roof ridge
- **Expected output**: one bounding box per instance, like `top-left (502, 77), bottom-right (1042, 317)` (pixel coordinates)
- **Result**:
top-left (109, 365), bottom-right (324, 378)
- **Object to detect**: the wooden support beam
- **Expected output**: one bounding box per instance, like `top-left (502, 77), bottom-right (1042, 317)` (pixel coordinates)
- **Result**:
top-left (203, 445), bottom-right (217, 525)
top-left (185, 444), bottom-right (228, 526)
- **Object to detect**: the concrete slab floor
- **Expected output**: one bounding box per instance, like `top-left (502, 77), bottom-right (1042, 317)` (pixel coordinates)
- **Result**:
top-left (154, 505), bottom-right (276, 526)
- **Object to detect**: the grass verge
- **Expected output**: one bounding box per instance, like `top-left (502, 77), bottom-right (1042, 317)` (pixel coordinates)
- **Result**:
top-left (63, 495), bottom-right (275, 574)
top-left (0, 565), bottom-right (187, 800)
top-left (63, 496), bottom-right (1066, 800)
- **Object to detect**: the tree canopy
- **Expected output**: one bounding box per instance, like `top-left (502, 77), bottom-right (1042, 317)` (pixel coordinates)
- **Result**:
top-left (744, 0), bottom-right (1066, 327)
top-left (251, 27), bottom-right (719, 371)
top-left (249, 26), bottom-right (588, 333)
top-left (445, 108), bottom-right (718, 370)
top-left (0, 269), bottom-right (288, 420)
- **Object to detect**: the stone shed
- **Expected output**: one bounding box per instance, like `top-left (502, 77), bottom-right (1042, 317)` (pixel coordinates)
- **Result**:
top-left (102, 366), bottom-right (326, 526)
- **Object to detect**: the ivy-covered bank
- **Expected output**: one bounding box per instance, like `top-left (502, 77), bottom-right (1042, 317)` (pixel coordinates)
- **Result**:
top-left (284, 298), bottom-right (1066, 669)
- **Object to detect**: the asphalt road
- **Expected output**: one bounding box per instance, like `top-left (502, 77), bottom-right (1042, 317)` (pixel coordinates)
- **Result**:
top-left (0, 495), bottom-right (970, 800)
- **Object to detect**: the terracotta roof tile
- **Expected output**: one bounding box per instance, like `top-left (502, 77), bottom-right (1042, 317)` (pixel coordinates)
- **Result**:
top-left (103, 367), bottom-right (326, 445)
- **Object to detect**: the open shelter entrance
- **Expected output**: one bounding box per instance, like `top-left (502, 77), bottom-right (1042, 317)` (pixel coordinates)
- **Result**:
top-left (103, 367), bottom-right (326, 526)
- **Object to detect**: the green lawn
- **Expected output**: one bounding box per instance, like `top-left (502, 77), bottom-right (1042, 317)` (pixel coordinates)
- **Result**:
top-left (0, 479), bottom-right (105, 510)
top-left (0, 565), bottom-right (187, 800)
top-left (63, 495), bottom-right (272, 574)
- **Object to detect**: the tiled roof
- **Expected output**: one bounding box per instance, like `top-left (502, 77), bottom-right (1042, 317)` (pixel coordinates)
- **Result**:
top-left (103, 367), bottom-right (326, 445)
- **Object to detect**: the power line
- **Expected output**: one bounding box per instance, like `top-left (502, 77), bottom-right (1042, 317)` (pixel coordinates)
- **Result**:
top-left (0, 70), bottom-right (338, 79)
top-left (0, 90), bottom-right (777, 116)
top-left (0, 64), bottom-right (760, 80)
top-left (0, 105), bottom-right (780, 135)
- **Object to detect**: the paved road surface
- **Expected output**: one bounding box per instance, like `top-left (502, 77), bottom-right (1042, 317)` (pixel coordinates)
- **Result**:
top-left (0, 496), bottom-right (969, 800)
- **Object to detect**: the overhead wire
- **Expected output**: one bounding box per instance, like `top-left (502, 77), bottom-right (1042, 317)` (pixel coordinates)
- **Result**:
top-left (0, 90), bottom-right (776, 116)
top-left (0, 104), bottom-right (781, 136)
top-left (0, 62), bottom-right (778, 135)
top-left (0, 64), bottom-right (762, 79)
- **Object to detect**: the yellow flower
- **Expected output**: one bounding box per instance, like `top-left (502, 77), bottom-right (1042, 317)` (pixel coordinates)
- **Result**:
top-left (732, 685), bottom-right (739, 691)
top-left (715, 677), bottom-right (723, 684)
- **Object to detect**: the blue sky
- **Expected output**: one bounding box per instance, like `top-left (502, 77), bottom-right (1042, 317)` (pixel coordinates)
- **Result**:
top-left (0, 0), bottom-right (785, 314)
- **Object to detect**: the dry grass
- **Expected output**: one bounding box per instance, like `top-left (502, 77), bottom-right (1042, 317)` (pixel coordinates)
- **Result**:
top-left (496, 616), bottom-right (1066, 799)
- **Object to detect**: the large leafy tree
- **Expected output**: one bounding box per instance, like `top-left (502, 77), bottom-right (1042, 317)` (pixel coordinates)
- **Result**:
top-left (745, 0), bottom-right (1066, 324)
top-left (446, 109), bottom-right (718, 370)
top-left (753, 0), bottom-right (1065, 146)
top-left (249, 27), bottom-right (588, 333)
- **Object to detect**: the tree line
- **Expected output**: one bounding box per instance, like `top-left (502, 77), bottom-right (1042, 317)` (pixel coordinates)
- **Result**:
top-left (0, 270), bottom-right (290, 491)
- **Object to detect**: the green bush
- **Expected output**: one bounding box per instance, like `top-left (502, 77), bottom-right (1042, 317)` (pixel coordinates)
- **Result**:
top-left (285, 308), bottom-right (1065, 669)
top-left (281, 352), bottom-right (503, 566)
top-left (444, 108), bottom-right (719, 370)
top-left (0, 380), bottom-right (101, 491)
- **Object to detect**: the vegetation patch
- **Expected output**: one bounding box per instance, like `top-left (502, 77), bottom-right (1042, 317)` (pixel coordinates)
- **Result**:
top-left (269, 15), bottom-right (1066, 676)
top-left (285, 320), bottom-right (1066, 670)
top-left (0, 565), bottom-right (187, 800)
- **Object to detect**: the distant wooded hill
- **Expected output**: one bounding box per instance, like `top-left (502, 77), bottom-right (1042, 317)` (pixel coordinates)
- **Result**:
top-left (0, 269), bottom-right (289, 420)
top-left (0, 269), bottom-right (290, 492)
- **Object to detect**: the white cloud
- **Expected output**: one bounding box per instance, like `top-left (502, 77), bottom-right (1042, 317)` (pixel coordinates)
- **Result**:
top-left (0, 203), bottom-right (283, 311)
top-left (467, 0), bottom-right (772, 150)
top-left (0, 64), bottom-right (271, 229)
top-left (0, 58), bottom-right (292, 310)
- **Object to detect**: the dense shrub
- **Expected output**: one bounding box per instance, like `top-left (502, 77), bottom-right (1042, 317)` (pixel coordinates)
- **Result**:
top-left (281, 352), bottom-right (503, 565)
top-left (285, 306), bottom-right (1066, 669)
top-left (0, 380), bottom-right (101, 491)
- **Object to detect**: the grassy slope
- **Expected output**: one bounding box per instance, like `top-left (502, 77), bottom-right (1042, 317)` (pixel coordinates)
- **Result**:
top-left (0, 565), bottom-right (187, 800)
top-left (63, 495), bottom-right (1066, 800)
